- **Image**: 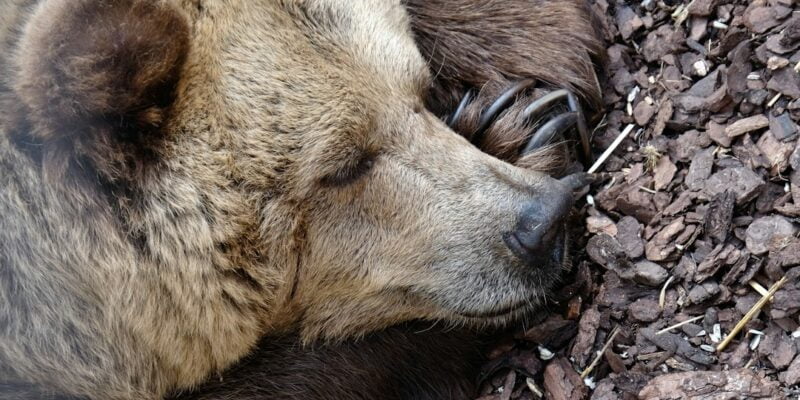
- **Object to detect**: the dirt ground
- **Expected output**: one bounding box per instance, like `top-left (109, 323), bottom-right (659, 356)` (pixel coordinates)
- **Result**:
top-left (475, 1), bottom-right (800, 399)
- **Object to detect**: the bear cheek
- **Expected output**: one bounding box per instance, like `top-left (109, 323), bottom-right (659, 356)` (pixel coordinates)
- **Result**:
top-left (12, 0), bottom-right (189, 179)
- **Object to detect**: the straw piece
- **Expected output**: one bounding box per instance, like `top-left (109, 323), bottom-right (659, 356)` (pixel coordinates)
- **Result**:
top-left (656, 315), bottom-right (704, 335)
top-left (588, 124), bottom-right (635, 174)
top-left (716, 276), bottom-right (788, 352)
top-left (580, 327), bottom-right (620, 379)
top-left (748, 280), bottom-right (772, 302)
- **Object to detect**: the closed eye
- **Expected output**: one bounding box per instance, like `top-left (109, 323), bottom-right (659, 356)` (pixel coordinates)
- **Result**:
top-left (320, 154), bottom-right (376, 187)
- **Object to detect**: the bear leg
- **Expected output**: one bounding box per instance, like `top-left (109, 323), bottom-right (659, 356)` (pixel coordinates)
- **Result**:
top-left (172, 324), bottom-right (487, 400)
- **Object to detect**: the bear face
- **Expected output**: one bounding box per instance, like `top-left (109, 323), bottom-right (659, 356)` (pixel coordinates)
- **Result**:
top-left (1, 0), bottom-right (596, 398)
top-left (165, 0), bottom-right (574, 337)
top-left (184, 0), bottom-right (578, 334)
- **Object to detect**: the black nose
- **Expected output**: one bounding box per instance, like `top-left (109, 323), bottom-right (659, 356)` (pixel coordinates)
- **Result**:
top-left (503, 182), bottom-right (574, 264)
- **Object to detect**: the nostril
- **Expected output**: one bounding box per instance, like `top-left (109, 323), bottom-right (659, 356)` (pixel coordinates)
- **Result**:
top-left (515, 216), bottom-right (563, 253)
top-left (505, 182), bottom-right (574, 261)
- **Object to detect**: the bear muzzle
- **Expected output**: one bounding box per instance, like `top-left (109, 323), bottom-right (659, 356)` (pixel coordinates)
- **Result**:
top-left (502, 177), bottom-right (574, 269)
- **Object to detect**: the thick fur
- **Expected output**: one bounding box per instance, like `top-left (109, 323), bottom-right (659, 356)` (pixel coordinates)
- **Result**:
top-left (0, 0), bottom-right (602, 399)
top-left (405, 0), bottom-right (602, 112)
top-left (173, 324), bottom-right (486, 400)
top-left (175, 1), bottom-right (603, 398)
top-left (14, 0), bottom-right (189, 180)
top-left (407, 0), bottom-right (603, 173)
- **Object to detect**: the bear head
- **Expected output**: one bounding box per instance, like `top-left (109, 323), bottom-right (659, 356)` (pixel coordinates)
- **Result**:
top-left (5, 0), bottom-right (579, 388)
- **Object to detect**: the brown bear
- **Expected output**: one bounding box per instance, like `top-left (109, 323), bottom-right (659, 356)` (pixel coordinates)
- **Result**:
top-left (0, 0), bottom-right (602, 399)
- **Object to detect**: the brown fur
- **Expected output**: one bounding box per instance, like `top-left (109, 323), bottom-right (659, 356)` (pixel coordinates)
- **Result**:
top-left (175, 2), bottom-right (604, 398)
top-left (14, 0), bottom-right (189, 181)
top-left (406, 0), bottom-right (604, 174)
top-left (0, 0), bottom-right (602, 399)
top-left (405, 0), bottom-right (603, 113)
top-left (173, 324), bottom-right (487, 400)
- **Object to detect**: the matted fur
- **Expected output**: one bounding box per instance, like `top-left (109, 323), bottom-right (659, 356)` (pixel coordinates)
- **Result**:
top-left (0, 0), bottom-right (602, 399)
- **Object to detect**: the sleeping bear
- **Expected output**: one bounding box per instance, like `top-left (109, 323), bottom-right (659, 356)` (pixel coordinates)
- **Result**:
top-left (0, 0), bottom-right (603, 398)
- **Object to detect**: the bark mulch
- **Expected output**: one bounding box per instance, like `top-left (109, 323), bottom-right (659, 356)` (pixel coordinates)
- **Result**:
top-left (477, 1), bottom-right (800, 399)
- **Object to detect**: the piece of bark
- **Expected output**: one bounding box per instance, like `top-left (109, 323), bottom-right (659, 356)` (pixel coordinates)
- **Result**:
top-left (670, 129), bottom-right (712, 162)
top-left (520, 314), bottom-right (577, 349)
top-left (765, 332), bottom-right (797, 370)
top-left (768, 31), bottom-right (800, 55)
top-left (653, 156), bottom-right (677, 191)
top-left (590, 379), bottom-right (620, 400)
top-left (704, 167), bottom-right (765, 205)
top-left (587, 234), bottom-right (634, 274)
top-left (664, 191), bottom-right (696, 216)
top-left (688, 281), bottom-right (721, 304)
top-left (704, 190), bottom-right (735, 244)
top-left (745, 215), bottom-right (798, 255)
top-left (633, 100), bottom-right (656, 126)
top-left (767, 241), bottom-right (800, 269)
top-left (652, 100), bottom-right (673, 137)
top-left (781, 355), bottom-right (800, 386)
top-left (688, 0), bottom-right (720, 16)
top-left (633, 261), bottom-right (669, 286)
top-left (638, 369), bottom-right (781, 399)
top-left (689, 17), bottom-right (708, 42)
top-left (640, 328), bottom-right (716, 365)
top-left (706, 121), bottom-right (732, 147)
top-left (771, 287), bottom-right (800, 319)
top-left (726, 42), bottom-right (752, 101)
top-left (645, 217), bottom-right (685, 262)
top-left (641, 24), bottom-right (686, 63)
top-left (615, 6), bottom-right (643, 41)
top-left (744, 6), bottom-right (785, 34)
top-left (587, 214), bottom-right (618, 236)
top-left (721, 253), bottom-right (751, 286)
top-left (767, 66), bottom-right (800, 99)
top-left (756, 130), bottom-right (796, 175)
top-left (543, 357), bottom-right (587, 400)
top-left (686, 147), bottom-right (714, 191)
top-left (629, 297), bottom-right (661, 322)
top-left (695, 243), bottom-right (743, 283)
top-left (725, 115), bottom-right (769, 138)
top-left (616, 216), bottom-right (645, 259)
top-left (571, 306), bottom-right (600, 368)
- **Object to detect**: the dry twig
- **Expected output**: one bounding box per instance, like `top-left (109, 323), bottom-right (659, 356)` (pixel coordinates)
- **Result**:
top-left (716, 276), bottom-right (788, 352)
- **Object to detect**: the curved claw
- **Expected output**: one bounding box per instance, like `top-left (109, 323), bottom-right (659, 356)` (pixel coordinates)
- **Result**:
top-left (446, 89), bottom-right (475, 128)
top-left (447, 83), bottom-right (594, 166)
top-left (567, 92), bottom-right (592, 165)
top-left (521, 112), bottom-right (578, 156)
top-left (472, 79), bottom-right (536, 145)
top-left (522, 89), bottom-right (570, 121)
top-left (559, 172), bottom-right (597, 191)
top-left (520, 89), bottom-right (593, 164)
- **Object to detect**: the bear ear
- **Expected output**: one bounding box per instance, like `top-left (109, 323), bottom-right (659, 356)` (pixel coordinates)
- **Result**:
top-left (14, 0), bottom-right (189, 145)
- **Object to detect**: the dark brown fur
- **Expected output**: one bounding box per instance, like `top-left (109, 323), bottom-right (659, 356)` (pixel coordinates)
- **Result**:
top-left (406, 0), bottom-right (604, 174)
top-left (14, 0), bottom-right (189, 181)
top-left (174, 325), bottom-right (487, 400)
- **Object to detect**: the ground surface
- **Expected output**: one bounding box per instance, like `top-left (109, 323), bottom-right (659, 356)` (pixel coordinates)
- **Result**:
top-left (476, 1), bottom-right (800, 399)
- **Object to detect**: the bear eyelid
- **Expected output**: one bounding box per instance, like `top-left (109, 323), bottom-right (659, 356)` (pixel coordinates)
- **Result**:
top-left (320, 153), bottom-right (377, 187)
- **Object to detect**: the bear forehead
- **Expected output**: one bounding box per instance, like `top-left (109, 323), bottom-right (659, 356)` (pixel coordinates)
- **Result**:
top-left (157, 0), bottom-right (433, 192)
top-left (176, 0), bottom-right (430, 119)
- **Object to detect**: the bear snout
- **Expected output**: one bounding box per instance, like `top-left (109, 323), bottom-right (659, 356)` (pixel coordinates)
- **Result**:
top-left (502, 180), bottom-right (574, 268)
